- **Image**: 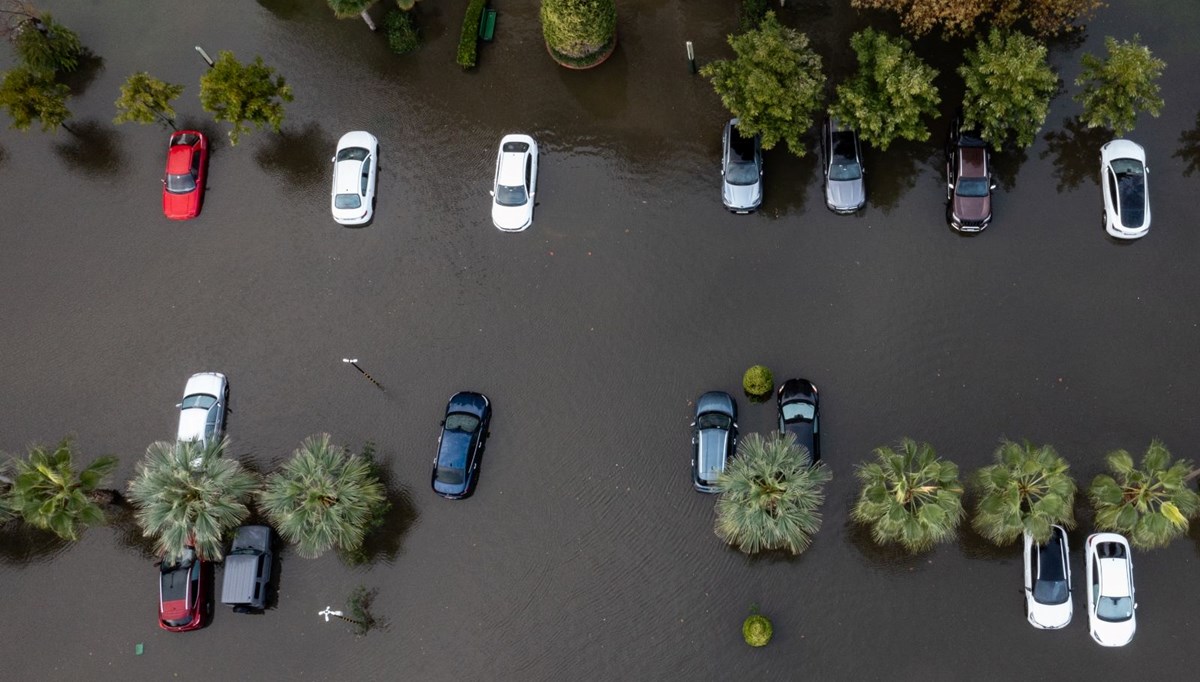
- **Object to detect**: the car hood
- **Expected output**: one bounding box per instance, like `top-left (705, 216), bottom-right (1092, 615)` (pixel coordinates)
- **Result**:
top-left (723, 181), bottom-right (761, 212)
top-left (492, 202), bottom-right (532, 231)
top-left (826, 179), bottom-right (864, 212)
top-left (177, 408), bottom-right (208, 442)
top-left (952, 194), bottom-right (990, 223)
top-left (160, 598), bottom-right (193, 625)
top-left (163, 190), bottom-right (199, 220)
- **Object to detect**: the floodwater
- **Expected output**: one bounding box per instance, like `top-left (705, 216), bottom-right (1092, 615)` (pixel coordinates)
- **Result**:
top-left (1, 0), bottom-right (1199, 679)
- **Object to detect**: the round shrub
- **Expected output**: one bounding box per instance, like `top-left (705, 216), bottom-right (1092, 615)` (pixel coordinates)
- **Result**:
top-left (742, 365), bottom-right (774, 399)
top-left (384, 10), bottom-right (421, 55)
top-left (743, 614), bottom-right (773, 647)
top-left (540, 0), bottom-right (617, 67)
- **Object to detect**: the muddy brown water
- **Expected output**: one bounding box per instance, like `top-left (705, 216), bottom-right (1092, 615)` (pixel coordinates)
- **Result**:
top-left (1, 0), bottom-right (1199, 679)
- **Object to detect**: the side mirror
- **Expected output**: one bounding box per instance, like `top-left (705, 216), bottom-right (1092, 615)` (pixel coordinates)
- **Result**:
top-left (689, 422), bottom-right (696, 427)
top-left (990, 183), bottom-right (997, 190)
top-left (488, 190), bottom-right (494, 197)
top-left (175, 402), bottom-right (182, 408)
top-left (330, 156), bottom-right (336, 163)
top-left (439, 419), bottom-right (446, 426)
top-left (947, 182), bottom-right (954, 189)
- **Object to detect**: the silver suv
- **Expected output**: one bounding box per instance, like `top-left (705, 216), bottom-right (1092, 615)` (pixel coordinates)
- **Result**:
top-left (221, 525), bottom-right (273, 613)
top-left (721, 118), bottom-right (763, 213)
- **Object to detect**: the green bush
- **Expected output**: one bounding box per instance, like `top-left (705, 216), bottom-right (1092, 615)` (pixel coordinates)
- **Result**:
top-left (743, 614), bottom-right (773, 647)
top-left (738, 0), bottom-right (768, 32)
top-left (540, 0), bottom-right (617, 64)
top-left (457, 0), bottom-right (486, 69)
top-left (742, 365), bottom-right (774, 399)
top-left (384, 10), bottom-right (421, 55)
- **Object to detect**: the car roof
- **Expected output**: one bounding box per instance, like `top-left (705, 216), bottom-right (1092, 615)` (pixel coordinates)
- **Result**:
top-left (1097, 557), bottom-right (1131, 596)
top-left (958, 146), bottom-right (987, 175)
top-left (497, 151), bottom-right (526, 186)
top-left (727, 120), bottom-right (757, 161)
top-left (830, 131), bottom-right (858, 160)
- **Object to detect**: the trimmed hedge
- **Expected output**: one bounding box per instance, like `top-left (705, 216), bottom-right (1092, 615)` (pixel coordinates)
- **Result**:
top-left (742, 365), bottom-right (774, 399)
top-left (384, 10), bottom-right (421, 55)
top-left (743, 614), bottom-right (773, 647)
top-left (457, 0), bottom-right (487, 69)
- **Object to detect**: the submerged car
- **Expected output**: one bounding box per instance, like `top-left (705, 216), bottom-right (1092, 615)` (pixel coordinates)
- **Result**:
top-left (821, 116), bottom-right (866, 213)
top-left (490, 134), bottom-right (539, 231)
top-left (431, 392), bottom-right (491, 499)
top-left (691, 391), bottom-right (738, 493)
top-left (1100, 139), bottom-right (1150, 239)
top-left (721, 118), bottom-right (762, 214)
top-left (162, 131), bottom-right (208, 220)
top-left (158, 547), bottom-right (205, 632)
top-left (221, 525), bottom-right (273, 613)
top-left (945, 115), bottom-right (994, 232)
top-left (776, 378), bottom-right (820, 465)
top-left (177, 372), bottom-right (228, 446)
top-left (1085, 532), bottom-right (1136, 647)
top-left (331, 131), bottom-right (379, 226)
top-left (1024, 526), bottom-right (1072, 629)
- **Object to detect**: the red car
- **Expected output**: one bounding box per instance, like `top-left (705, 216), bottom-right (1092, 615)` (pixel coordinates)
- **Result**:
top-left (158, 547), bottom-right (206, 631)
top-left (162, 131), bottom-right (208, 220)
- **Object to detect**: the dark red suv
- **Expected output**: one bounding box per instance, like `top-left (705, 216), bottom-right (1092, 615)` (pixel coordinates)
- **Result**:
top-left (945, 114), bottom-right (994, 232)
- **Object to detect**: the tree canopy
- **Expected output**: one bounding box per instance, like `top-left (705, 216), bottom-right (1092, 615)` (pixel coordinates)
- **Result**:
top-left (1075, 35), bottom-right (1165, 136)
top-left (1088, 441), bottom-right (1200, 550)
top-left (852, 438), bottom-right (964, 553)
top-left (829, 28), bottom-right (940, 150)
top-left (959, 30), bottom-right (1058, 149)
top-left (11, 12), bottom-right (84, 74)
top-left (198, 51), bottom-right (293, 145)
top-left (3, 439), bottom-right (117, 541)
top-left (0, 65), bottom-right (70, 132)
top-left (700, 12), bottom-right (825, 155)
top-left (849, 0), bottom-right (1103, 38)
top-left (971, 440), bottom-right (1076, 546)
top-left (113, 72), bottom-right (184, 128)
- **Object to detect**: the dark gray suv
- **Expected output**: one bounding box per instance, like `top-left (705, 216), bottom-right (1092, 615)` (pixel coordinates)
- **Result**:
top-left (221, 525), bottom-right (273, 613)
top-left (691, 391), bottom-right (738, 492)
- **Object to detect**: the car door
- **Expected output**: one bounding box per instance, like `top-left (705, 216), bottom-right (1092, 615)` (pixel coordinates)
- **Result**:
top-left (1106, 167), bottom-right (1120, 219)
top-left (527, 148), bottom-right (537, 199)
top-left (360, 155), bottom-right (374, 203)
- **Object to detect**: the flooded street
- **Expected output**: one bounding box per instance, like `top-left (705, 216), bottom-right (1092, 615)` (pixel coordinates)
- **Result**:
top-left (1, 0), bottom-right (1199, 678)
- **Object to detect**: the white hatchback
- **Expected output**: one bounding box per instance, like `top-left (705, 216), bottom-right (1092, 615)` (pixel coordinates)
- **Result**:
top-left (331, 131), bottom-right (379, 226)
top-left (177, 372), bottom-right (228, 446)
top-left (1023, 526), bottom-right (1072, 629)
top-left (490, 134), bottom-right (538, 231)
top-left (1085, 532), bottom-right (1136, 647)
top-left (1100, 139), bottom-right (1150, 239)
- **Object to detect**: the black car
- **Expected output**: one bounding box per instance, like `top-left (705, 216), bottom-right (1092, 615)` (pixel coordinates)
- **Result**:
top-left (777, 378), bottom-right (819, 465)
top-left (691, 391), bottom-right (738, 493)
top-left (945, 112), bottom-right (994, 232)
top-left (820, 116), bottom-right (866, 214)
top-left (431, 391), bottom-right (491, 499)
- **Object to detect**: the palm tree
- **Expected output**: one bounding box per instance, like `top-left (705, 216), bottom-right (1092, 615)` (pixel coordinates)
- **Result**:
top-left (2, 439), bottom-right (118, 540)
top-left (971, 440), bottom-right (1076, 545)
top-left (126, 438), bottom-right (257, 562)
top-left (259, 434), bottom-right (388, 559)
top-left (1088, 440), bottom-right (1200, 550)
top-left (852, 438), bottom-right (964, 553)
top-left (714, 432), bottom-right (832, 555)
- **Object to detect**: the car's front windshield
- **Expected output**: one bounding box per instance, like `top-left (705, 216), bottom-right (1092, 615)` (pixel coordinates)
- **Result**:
top-left (336, 147), bottom-right (369, 162)
top-left (335, 193), bottom-right (362, 209)
top-left (697, 413), bottom-right (731, 431)
top-left (1096, 595), bottom-right (1133, 622)
top-left (725, 161), bottom-right (759, 186)
top-left (781, 401), bottom-right (814, 422)
top-left (166, 173), bottom-right (196, 194)
top-left (495, 184), bottom-right (527, 207)
top-left (955, 177), bottom-right (990, 198)
top-left (181, 395), bottom-right (216, 410)
top-left (829, 158), bottom-right (862, 182)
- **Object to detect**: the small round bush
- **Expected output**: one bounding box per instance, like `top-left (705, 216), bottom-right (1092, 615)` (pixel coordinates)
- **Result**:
top-left (540, 0), bottom-right (617, 67)
top-left (742, 365), bottom-right (774, 398)
top-left (384, 10), bottom-right (421, 55)
top-left (743, 614), bottom-right (773, 647)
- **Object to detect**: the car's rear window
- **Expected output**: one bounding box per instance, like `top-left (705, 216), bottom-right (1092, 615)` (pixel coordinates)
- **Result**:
top-left (335, 193), bottom-right (362, 209)
top-left (181, 394), bottom-right (216, 410)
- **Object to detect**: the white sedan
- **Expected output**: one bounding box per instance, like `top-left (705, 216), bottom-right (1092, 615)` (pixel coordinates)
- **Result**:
top-left (177, 372), bottom-right (228, 446)
top-left (490, 134), bottom-right (538, 231)
top-left (1023, 526), bottom-right (1072, 629)
top-left (1085, 532), bottom-right (1136, 647)
top-left (331, 131), bottom-right (379, 226)
top-left (1100, 139), bottom-right (1150, 239)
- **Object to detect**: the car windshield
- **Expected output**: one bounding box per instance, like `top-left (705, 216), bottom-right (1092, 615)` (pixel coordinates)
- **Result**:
top-left (829, 159), bottom-right (862, 182)
top-left (445, 413), bottom-right (480, 433)
top-left (166, 173), bottom-right (196, 193)
top-left (336, 147), bottom-right (369, 162)
top-left (955, 177), bottom-right (990, 198)
top-left (781, 401), bottom-right (814, 421)
top-left (1112, 159), bottom-right (1146, 226)
top-left (495, 184), bottom-right (527, 207)
top-left (726, 161), bottom-right (759, 186)
top-left (1096, 595), bottom-right (1133, 622)
top-left (697, 413), bottom-right (731, 431)
top-left (435, 466), bottom-right (464, 485)
top-left (335, 193), bottom-right (362, 209)
top-left (181, 394), bottom-right (216, 410)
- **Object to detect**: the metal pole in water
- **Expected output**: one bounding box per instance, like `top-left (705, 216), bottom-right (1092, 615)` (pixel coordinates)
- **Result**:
top-left (343, 358), bottom-right (385, 392)
top-left (194, 46), bottom-right (214, 68)
top-left (686, 41), bottom-right (696, 74)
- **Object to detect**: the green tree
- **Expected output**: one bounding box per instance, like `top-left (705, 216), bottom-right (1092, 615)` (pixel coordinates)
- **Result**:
top-left (126, 438), bottom-right (258, 563)
top-left (0, 66), bottom-right (70, 132)
top-left (113, 72), bottom-right (184, 129)
top-left (1075, 35), bottom-right (1165, 137)
top-left (852, 438), bottom-right (964, 553)
top-left (326, 0), bottom-right (379, 30)
top-left (959, 29), bottom-right (1058, 149)
top-left (198, 51), bottom-right (293, 146)
top-left (1088, 440), bottom-right (1200, 550)
top-left (540, 0), bottom-right (617, 66)
top-left (714, 432), bottom-right (831, 555)
top-left (2, 439), bottom-right (118, 540)
top-left (10, 11), bottom-right (85, 74)
top-left (971, 440), bottom-right (1076, 546)
top-left (701, 12), bottom-right (825, 156)
top-left (829, 28), bottom-right (940, 150)
top-left (259, 434), bottom-right (389, 559)
top-left (849, 0), bottom-right (1102, 38)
